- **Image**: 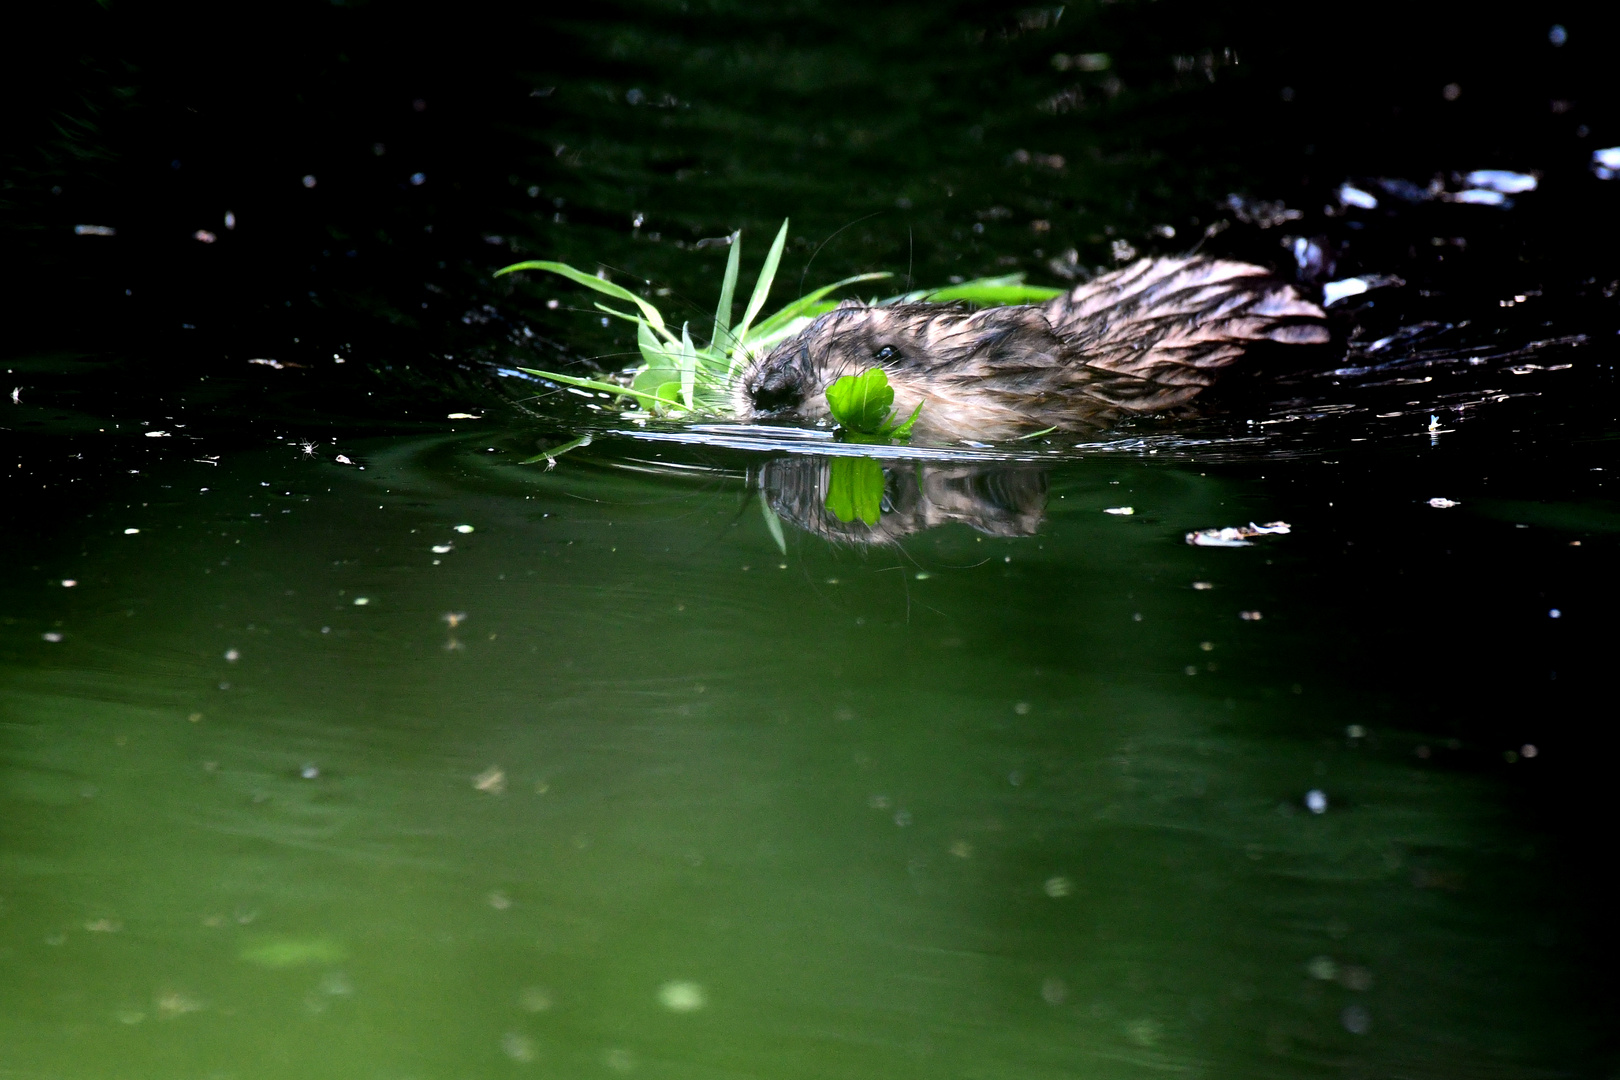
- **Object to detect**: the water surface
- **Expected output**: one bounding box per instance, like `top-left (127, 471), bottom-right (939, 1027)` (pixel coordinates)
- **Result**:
top-left (4, 2), bottom-right (1619, 1076)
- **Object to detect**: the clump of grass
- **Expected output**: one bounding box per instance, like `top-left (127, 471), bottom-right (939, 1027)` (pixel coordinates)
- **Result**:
top-left (495, 219), bottom-right (1062, 419)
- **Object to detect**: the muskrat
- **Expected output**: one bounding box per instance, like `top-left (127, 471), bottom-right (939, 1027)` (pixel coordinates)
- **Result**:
top-left (734, 257), bottom-right (1330, 441)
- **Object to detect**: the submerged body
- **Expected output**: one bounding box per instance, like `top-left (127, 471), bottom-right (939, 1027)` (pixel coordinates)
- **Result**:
top-left (735, 257), bottom-right (1329, 441)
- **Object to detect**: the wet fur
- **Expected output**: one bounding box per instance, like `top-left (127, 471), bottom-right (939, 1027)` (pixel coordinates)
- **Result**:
top-left (734, 257), bottom-right (1329, 441)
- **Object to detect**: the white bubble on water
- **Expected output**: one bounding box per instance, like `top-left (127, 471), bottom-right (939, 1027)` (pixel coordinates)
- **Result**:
top-left (658, 981), bottom-right (706, 1012)
top-left (502, 1032), bottom-right (536, 1063)
top-left (1305, 789), bottom-right (1328, 814)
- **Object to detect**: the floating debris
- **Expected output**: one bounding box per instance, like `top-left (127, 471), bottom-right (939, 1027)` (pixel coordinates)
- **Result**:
top-left (454, 524), bottom-right (475, 534)
top-left (1185, 521), bottom-right (1291, 547)
top-left (1103, 506), bottom-right (1134, 515)
top-left (1592, 147), bottom-right (1620, 180)
top-left (155, 990), bottom-right (203, 1018)
top-left (447, 412), bottom-right (481, 419)
top-left (74, 224), bottom-right (117, 236)
top-left (1428, 497), bottom-right (1461, 508)
top-left (658, 981), bottom-right (707, 1012)
top-left (520, 986), bottom-right (555, 1012)
top-left (1337, 184), bottom-right (1378, 210)
top-left (473, 766), bottom-right (506, 794)
top-left (1448, 188), bottom-right (1511, 207)
top-left (42, 632), bottom-right (63, 643)
top-left (502, 1033), bottom-right (537, 1063)
top-left (1305, 789), bottom-right (1328, 814)
top-left (248, 358), bottom-right (285, 369)
top-left (1043, 875), bottom-right (1074, 898)
top-left (1464, 169), bottom-right (1537, 194)
top-left (240, 936), bottom-right (347, 968)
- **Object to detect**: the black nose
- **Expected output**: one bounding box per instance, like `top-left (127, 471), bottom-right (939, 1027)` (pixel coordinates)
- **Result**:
top-left (750, 382), bottom-right (802, 415)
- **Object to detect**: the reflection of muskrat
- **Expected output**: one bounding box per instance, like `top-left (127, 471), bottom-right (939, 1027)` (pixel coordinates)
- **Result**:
top-left (758, 459), bottom-right (1047, 544)
top-left (735, 257), bottom-right (1329, 441)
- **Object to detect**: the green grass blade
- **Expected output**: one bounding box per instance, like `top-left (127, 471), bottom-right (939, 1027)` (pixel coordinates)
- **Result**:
top-left (495, 260), bottom-right (673, 339)
top-left (729, 219), bottom-right (789, 371)
top-left (515, 367), bottom-right (676, 411)
top-left (594, 302), bottom-right (642, 326)
top-left (747, 271), bottom-right (894, 344)
top-left (885, 400), bottom-right (925, 441)
top-left (678, 323), bottom-right (698, 410)
top-left (519, 434), bottom-right (593, 465)
top-left (883, 273), bottom-right (1065, 306)
top-left (713, 230), bottom-right (741, 349)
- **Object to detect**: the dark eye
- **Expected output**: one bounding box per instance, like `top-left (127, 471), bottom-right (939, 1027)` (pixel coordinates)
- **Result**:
top-left (874, 345), bottom-right (897, 363)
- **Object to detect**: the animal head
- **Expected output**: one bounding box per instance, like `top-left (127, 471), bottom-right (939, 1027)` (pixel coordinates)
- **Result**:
top-left (733, 300), bottom-right (1069, 436)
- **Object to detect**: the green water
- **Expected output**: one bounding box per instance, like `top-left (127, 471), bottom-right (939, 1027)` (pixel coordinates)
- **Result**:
top-left (2, 429), bottom-right (1601, 1077)
top-left (8, 0), bottom-right (1620, 1074)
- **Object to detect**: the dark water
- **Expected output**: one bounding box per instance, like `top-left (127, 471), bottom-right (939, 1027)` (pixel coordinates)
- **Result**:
top-left (5, 3), bottom-right (1620, 1076)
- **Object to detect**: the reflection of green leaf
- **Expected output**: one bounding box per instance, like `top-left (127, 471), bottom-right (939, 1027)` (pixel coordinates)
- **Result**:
top-left (240, 937), bottom-right (348, 969)
top-left (826, 369), bottom-right (896, 433)
top-left (825, 457), bottom-right (885, 525)
top-left (760, 496), bottom-right (787, 554)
